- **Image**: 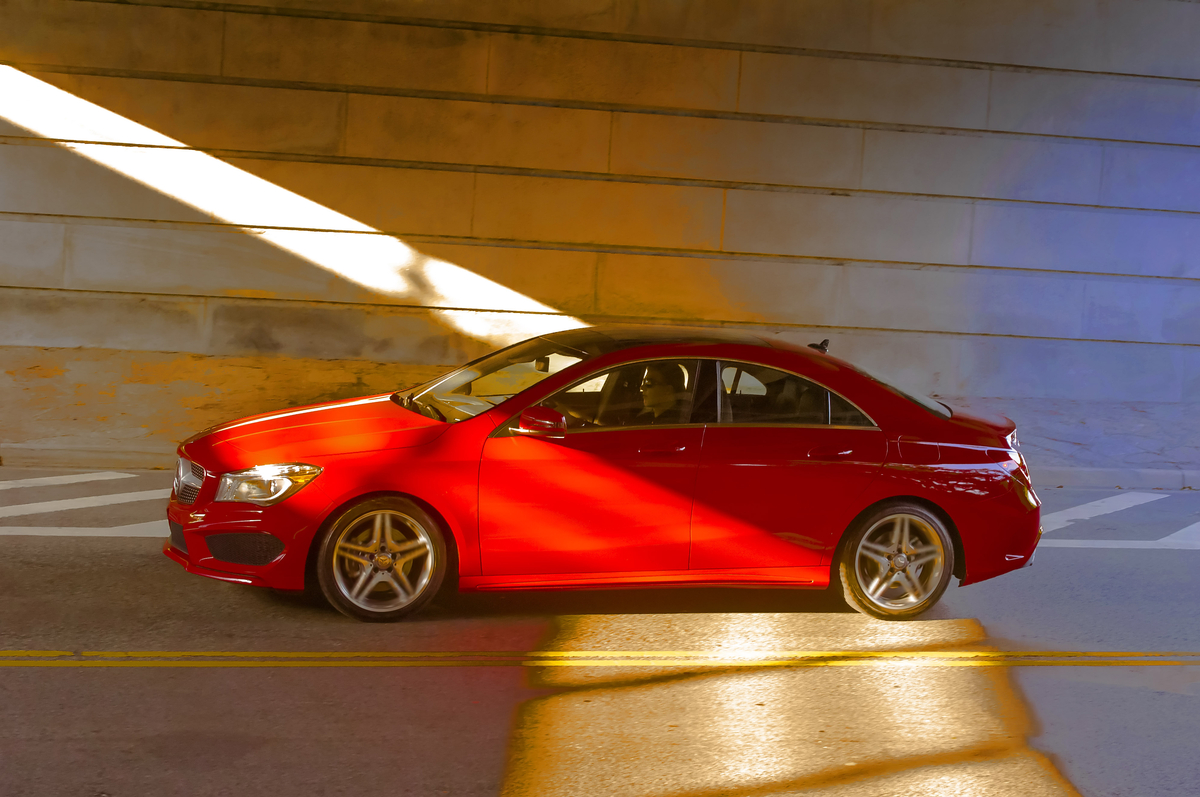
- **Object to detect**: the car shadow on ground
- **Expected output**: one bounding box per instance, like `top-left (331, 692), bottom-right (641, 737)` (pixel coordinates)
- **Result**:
top-left (260, 582), bottom-right (856, 620)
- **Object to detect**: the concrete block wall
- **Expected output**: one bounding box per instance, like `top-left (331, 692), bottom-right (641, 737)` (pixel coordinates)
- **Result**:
top-left (0, 0), bottom-right (1197, 469)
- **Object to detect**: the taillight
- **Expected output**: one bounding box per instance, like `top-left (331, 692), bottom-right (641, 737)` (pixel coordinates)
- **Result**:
top-left (988, 446), bottom-right (1033, 490)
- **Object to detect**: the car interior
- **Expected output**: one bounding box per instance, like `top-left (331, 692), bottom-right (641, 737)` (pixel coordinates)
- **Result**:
top-left (542, 359), bottom-right (873, 430)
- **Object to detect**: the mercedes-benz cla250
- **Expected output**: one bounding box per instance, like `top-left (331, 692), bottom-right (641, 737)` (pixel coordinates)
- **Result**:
top-left (165, 325), bottom-right (1041, 622)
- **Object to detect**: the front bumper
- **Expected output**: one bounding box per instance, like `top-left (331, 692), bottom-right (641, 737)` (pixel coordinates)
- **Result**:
top-left (162, 541), bottom-right (270, 587)
top-left (164, 486), bottom-right (329, 591)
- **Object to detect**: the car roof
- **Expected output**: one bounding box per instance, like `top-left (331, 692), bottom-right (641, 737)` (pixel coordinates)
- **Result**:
top-left (542, 324), bottom-right (771, 355)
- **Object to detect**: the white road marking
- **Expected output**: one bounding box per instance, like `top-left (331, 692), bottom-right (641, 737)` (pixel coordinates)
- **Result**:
top-left (1157, 520), bottom-right (1200, 545)
top-left (1039, 521), bottom-right (1200, 550)
top-left (1041, 492), bottom-right (1169, 533)
top-left (0, 489), bottom-right (171, 519)
top-left (1039, 537), bottom-right (1200, 550)
top-left (0, 471), bottom-right (135, 491)
top-left (0, 520), bottom-right (167, 537)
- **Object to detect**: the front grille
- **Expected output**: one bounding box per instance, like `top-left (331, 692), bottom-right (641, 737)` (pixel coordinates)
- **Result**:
top-left (206, 533), bottom-right (285, 566)
top-left (175, 457), bottom-right (205, 505)
top-left (168, 520), bottom-right (188, 555)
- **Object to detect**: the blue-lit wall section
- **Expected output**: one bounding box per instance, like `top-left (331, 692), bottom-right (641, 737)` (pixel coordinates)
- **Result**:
top-left (0, 0), bottom-right (1196, 469)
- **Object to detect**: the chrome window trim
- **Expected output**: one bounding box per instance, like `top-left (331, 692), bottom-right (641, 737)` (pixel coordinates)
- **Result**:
top-left (556, 423), bottom-right (703, 436)
top-left (490, 354), bottom-right (879, 437)
top-left (713, 422), bottom-right (882, 431)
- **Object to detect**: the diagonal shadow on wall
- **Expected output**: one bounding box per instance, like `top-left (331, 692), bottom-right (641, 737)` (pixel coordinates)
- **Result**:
top-left (0, 67), bottom-right (585, 462)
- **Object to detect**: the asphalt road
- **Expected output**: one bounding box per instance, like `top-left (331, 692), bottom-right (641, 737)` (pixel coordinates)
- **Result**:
top-left (2, 465), bottom-right (1198, 797)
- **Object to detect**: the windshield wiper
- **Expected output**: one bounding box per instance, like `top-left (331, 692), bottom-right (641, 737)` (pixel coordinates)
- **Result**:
top-left (390, 391), bottom-right (445, 421)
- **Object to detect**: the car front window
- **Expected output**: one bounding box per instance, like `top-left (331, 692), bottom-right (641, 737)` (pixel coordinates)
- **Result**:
top-left (541, 359), bottom-right (706, 429)
top-left (403, 338), bottom-right (589, 423)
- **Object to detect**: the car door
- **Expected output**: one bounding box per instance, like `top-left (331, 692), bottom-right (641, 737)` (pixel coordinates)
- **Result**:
top-left (478, 358), bottom-right (708, 576)
top-left (689, 360), bottom-right (887, 570)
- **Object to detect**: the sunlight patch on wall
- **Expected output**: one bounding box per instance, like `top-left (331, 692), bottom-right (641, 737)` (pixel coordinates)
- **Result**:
top-left (0, 66), bottom-right (584, 346)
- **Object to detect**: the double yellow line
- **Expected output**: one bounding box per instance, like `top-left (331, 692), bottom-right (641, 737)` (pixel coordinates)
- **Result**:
top-left (2, 650), bottom-right (1199, 668)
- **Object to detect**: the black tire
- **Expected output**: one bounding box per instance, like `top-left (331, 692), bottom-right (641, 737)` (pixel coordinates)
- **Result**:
top-left (316, 496), bottom-right (448, 622)
top-left (837, 501), bottom-right (954, 621)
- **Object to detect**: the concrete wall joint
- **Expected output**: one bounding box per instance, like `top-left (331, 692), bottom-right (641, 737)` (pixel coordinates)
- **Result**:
top-left (6, 212), bottom-right (1200, 288)
top-left (10, 134), bottom-right (1200, 237)
top-left (9, 283), bottom-right (1200, 351)
top-left (9, 59), bottom-right (1200, 155)
top-left (71, 0), bottom-right (1200, 89)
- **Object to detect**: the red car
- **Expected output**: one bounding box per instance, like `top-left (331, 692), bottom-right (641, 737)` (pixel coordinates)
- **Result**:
top-left (165, 325), bottom-right (1041, 622)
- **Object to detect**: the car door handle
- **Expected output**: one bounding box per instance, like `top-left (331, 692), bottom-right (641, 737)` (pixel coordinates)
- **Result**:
top-left (639, 445), bottom-right (687, 455)
top-left (809, 446), bottom-right (853, 460)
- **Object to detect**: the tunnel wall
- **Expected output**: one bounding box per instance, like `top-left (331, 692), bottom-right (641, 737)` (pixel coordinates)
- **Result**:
top-left (1, 0), bottom-right (1197, 469)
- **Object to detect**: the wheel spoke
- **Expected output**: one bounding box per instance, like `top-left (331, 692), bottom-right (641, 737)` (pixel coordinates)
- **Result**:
top-left (368, 514), bottom-right (383, 548)
top-left (861, 540), bottom-right (892, 556)
top-left (381, 513), bottom-right (398, 552)
top-left (381, 570), bottom-right (410, 598)
top-left (866, 571), bottom-right (893, 600)
top-left (394, 569), bottom-right (415, 597)
top-left (350, 568), bottom-right (376, 600)
top-left (908, 553), bottom-right (939, 570)
top-left (858, 548), bottom-right (890, 568)
top-left (896, 571), bottom-right (925, 602)
top-left (338, 540), bottom-right (375, 554)
top-left (888, 518), bottom-right (902, 548)
top-left (393, 539), bottom-right (430, 565)
top-left (899, 517), bottom-right (912, 551)
top-left (335, 546), bottom-right (372, 567)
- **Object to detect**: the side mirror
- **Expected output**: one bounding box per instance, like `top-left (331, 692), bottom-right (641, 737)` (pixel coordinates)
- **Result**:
top-left (515, 406), bottom-right (567, 439)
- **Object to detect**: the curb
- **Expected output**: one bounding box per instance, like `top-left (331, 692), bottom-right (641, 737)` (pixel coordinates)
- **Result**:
top-left (1031, 466), bottom-right (1199, 490)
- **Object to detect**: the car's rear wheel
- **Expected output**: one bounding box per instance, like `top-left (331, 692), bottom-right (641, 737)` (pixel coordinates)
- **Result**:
top-left (316, 497), bottom-right (447, 622)
top-left (837, 502), bottom-right (954, 621)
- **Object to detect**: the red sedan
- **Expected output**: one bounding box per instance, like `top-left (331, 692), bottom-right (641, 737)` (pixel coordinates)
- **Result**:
top-left (165, 325), bottom-right (1041, 621)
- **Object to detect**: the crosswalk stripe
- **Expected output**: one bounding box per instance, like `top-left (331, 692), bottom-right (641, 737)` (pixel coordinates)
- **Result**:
top-left (0, 520), bottom-right (167, 537)
top-left (0, 489), bottom-right (170, 519)
top-left (1039, 538), bottom-right (1200, 550)
top-left (1157, 520), bottom-right (1200, 545)
top-left (1041, 492), bottom-right (1169, 533)
top-left (0, 472), bottom-right (135, 491)
top-left (0, 520), bottom-right (166, 537)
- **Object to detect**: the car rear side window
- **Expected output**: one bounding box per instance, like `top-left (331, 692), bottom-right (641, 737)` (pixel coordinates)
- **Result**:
top-left (718, 362), bottom-right (872, 427)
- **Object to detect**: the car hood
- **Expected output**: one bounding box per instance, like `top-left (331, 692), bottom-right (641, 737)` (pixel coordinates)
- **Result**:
top-left (180, 393), bottom-right (448, 469)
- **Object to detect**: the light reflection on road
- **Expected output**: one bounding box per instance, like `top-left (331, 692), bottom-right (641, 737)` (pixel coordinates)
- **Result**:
top-left (500, 614), bottom-right (1078, 796)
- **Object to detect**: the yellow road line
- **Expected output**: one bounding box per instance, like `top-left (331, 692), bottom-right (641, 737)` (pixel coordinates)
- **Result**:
top-left (41, 650), bottom-right (1197, 659)
top-left (77, 650), bottom-right (518, 658)
top-left (2, 657), bottom-right (1200, 669)
top-left (7, 648), bottom-right (1200, 657)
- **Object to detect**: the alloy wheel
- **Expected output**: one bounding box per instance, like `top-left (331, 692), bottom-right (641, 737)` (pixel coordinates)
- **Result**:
top-left (330, 509), bottom-right (436, 613)
top-left (853, 513), bottom-right (946, 612)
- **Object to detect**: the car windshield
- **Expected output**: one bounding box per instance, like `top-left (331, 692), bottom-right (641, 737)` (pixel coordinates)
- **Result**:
top-left (398, 337), bottom-right (591, 423)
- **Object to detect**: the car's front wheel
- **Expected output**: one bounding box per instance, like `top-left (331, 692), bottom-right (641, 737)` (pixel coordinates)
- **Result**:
top-left (316, 496), bottom-right (448, 622)
top-left (837, 502), bottom-right (954, 621)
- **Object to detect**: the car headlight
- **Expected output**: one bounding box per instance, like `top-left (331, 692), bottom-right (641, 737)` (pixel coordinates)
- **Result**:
top-left (214, 463), bottom-right (322, 506)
